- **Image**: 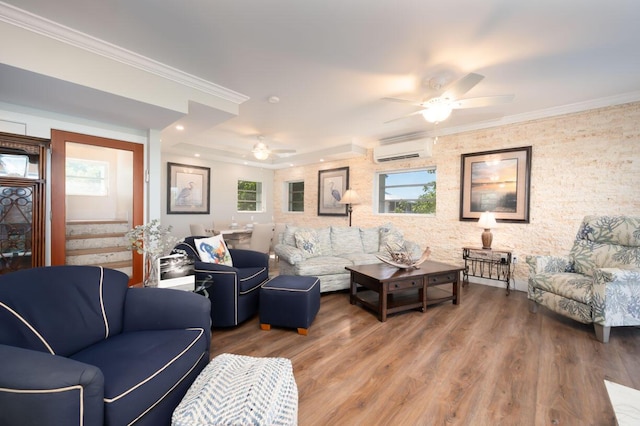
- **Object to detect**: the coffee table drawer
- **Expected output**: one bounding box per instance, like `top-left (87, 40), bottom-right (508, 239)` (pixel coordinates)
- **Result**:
top-left (427, 272), bottom-right (458, 285)
top-left (387, 278), bottom-right (422, 292)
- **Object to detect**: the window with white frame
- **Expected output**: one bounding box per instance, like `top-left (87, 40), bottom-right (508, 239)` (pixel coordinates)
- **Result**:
top-left (237, 180), bottom-right (263, 212)
top-left (375, 168), bottom-right (436, 214)
top-left (286, 181), bottom-right (304, 212)
top-left (65, 158), bottom-right (109, 196)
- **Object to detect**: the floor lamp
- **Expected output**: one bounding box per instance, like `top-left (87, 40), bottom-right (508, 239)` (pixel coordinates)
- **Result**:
top-left (340, 189), bottom-right (361, 227)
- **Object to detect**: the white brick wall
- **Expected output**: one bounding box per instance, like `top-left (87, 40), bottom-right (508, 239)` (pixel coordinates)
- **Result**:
top-left (274, 102), bottom-right (640, 291)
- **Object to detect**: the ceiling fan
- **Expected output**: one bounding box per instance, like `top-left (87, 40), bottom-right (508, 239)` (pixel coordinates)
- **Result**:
top-left (384, 73), bottom-right (514, 124)
top-left (252, 136), bottom-right (296, 160)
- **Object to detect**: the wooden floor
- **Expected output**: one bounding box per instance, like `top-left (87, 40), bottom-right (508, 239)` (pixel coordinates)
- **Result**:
top-left (209, 283), bottom-right (640, 426)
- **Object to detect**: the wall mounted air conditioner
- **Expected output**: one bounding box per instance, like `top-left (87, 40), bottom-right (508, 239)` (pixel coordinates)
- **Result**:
top-left (373, 139), bottom-right (433, 163)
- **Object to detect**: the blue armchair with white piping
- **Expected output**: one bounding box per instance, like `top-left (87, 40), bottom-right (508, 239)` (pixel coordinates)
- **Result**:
top-left (0, 265), bottom-right (211, 426)
top-left (173, 236), bottom-right (269, 327)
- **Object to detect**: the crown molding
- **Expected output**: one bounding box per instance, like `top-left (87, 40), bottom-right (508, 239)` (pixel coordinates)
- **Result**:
top-left (0, 2), bottom-right (249, 105)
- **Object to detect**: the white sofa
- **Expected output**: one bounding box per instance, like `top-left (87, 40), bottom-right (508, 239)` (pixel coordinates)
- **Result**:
top-left (274, 223), bottom-right (422, 292)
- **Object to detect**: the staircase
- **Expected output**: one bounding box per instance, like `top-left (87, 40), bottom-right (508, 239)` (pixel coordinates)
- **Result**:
top-left (66, 220), bottom-right (133, 276)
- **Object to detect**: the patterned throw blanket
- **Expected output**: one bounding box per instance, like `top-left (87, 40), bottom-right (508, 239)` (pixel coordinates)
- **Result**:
top-left (173, 353), bottom-right (299, 426)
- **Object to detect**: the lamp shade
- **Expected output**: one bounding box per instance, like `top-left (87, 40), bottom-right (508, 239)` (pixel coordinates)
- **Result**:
top-left (477, 212), bottom-right (497, 229)
top-left (340, 189), bottom-right (361, 205)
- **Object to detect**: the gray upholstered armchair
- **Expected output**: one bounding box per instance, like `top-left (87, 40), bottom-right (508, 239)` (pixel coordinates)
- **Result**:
top-left (527, 215), bottom-right (640, 342)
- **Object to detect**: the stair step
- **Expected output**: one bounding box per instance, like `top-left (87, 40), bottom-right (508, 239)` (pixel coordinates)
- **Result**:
top-left (97, 260), bottom-right (133, 269)
top-left (66, 232), bottom-right (127, 240)
top-left (66, 220), bottom-right (129, 225)
top-left (67, 246), bottom-right (130, 256)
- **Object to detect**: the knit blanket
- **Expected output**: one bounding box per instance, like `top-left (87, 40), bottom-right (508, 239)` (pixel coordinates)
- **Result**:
top-left (172, 353), bottom-right (298, 426)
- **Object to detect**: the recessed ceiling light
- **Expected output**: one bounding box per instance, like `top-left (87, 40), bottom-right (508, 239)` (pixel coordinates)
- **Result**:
top-left (268, 96), bottom-right (280, 104)
top-left (320, 159), bottom-right (324, 162)
top-left (176, 125), bottom-right (184, 131)
top-left (194, 153), bottom-right (200, 157)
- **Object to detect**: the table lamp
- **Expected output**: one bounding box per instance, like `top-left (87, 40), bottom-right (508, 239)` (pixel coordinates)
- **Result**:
top-left (340, 189), bottom-right (361, 227)
top-left (477, 212), bottom-right (497, 249)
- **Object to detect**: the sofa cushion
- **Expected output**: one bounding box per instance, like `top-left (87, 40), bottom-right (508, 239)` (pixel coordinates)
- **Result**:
top-left (360, 227), bottom-right (380, 254)
top-left (194, 235), bottom-right (233, 266)
top-left (237, 266), bottom-right (269, 294)
top-left (342, 252), bottom-right (381, 266)
top-left (283, 225), bottom-right (299, 246)
top-left (71, 328), bottom-right (208, 425)
top-left (331, 226), bottom-right (364, 256)
top-left (316, 227), bottom-right (333, 255)
top-left (294, 256), bottom-right (352, 276)
top-left (379, 223), bottom-right (404, 251)
top-left (294, 229), bottom-right (321, 258)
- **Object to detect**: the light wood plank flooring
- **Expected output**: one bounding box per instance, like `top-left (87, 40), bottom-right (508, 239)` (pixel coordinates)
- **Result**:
top-left (209, 283), bottom-right (640, 425)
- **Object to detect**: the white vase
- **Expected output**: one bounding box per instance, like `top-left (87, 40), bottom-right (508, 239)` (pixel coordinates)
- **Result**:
top-left (143, 254), bottom-right (159, 287)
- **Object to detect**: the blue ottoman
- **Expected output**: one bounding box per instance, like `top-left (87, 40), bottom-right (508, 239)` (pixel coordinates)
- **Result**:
top-left (260, 275), bottom-right (320, 335)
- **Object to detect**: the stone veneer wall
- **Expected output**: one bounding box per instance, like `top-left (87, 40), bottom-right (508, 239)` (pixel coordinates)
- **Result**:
top-left (273, 102), bottom-right (640, 291)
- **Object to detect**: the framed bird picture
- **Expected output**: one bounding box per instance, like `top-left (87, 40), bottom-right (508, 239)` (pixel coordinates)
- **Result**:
top-left (318, 167), bottom-right (349, 217)
top-left (167, 162), bottom-right (211, 214)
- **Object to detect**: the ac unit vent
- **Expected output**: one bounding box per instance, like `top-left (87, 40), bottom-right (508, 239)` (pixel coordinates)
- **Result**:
top-left (375, 153), bottom-right (421, 162)
top-left (373, 139), bottom-right (432, 163)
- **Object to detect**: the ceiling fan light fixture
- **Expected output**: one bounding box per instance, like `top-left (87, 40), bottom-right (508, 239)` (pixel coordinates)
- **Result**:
top-left (252, 142), bottom-right (270, 160)
top-left (422, 104), bottom-right (452, 123)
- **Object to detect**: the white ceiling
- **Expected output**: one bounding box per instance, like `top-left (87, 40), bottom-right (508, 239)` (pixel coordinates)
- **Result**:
top-left (2, 0), bottom-right (640, 167)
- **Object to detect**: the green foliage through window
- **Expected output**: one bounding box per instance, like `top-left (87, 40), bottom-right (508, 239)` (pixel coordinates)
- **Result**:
top-left (376, 168), bottom-right (436, 214)
top-left (287, 181), bottom-right (304, 212)
top-left (237, 180), bottom-right (263, 211)
top-left (66, 158), bottom-right (109, 196)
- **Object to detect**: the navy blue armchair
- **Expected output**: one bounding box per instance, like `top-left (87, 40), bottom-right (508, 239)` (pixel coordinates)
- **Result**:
top-left (173, 236), bottom-right (269, 327)
top-left (0, 265), bottom-right (211, 426)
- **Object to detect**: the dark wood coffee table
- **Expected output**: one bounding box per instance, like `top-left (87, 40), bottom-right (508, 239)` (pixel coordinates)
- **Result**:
top-left (346, 260), bottom-right (464, 322)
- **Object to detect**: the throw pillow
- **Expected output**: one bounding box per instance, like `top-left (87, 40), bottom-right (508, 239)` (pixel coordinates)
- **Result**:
top-left (294, 229), bottom-right (320, 258)
top-left (194, 235), bottom-right (233, 266)
top-left (379, 222), bottom-right (405, 251)
top-left (331, 226), bottom-right (364, 256)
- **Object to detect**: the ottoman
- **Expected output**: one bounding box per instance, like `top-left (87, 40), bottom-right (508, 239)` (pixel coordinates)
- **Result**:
top-left (260, 275), bottom-right (320, 335)
top-left (172, 353), bottom-right (298, 426)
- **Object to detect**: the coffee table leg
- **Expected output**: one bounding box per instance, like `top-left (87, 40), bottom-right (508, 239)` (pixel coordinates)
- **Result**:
top-left (380, 284), bottom-right (387, 322)
top-left (453, 273), bottom-right (461, 305)
top-left (350, 273), bottom-right (356, 305)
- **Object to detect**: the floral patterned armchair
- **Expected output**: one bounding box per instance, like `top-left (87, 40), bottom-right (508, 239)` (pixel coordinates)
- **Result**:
top-left (527, 215), bottom-right (640, 342)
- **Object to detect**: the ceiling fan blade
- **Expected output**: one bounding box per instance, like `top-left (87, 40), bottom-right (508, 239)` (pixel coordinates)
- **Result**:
top-left (271, 148), bottom-right (296, 154)
top-left (454, 94), bottom-right (514, 109)
top-left (441, 73), bottom-right (484, 100)
top-left (384, 109), bottom-right (425, 123)
top-left (381, 97), bottom-right (424, 107)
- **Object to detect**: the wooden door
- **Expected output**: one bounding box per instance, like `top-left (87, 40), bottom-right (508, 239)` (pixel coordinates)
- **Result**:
top-left (51, 130), bottom-right (144, 285)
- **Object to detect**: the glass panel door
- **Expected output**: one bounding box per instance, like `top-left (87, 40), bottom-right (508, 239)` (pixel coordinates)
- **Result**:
top-left (64, 142), bottom-right (134, 277)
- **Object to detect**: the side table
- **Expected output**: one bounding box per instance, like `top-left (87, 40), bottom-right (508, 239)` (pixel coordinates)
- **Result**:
top-left (462, 247), bottom-right (513, 295)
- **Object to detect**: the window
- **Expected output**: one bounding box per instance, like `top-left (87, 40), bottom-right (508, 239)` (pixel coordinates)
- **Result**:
top-left (65, 158), bottom-right (109, 196)
top-left (376, 168), bottom-right (436, 214)
top-left (237, 180), bottom-right (263, 212)
top-left (287, 181), bottom-right (304, 212)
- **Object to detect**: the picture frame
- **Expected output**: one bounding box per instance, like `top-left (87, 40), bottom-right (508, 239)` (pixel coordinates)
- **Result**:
top-left (167, 162), bottom-right (210, 214)
top-left (460, 146), bottom-right (531, 223)
top-left (318, 166), bottom-right (349, 216)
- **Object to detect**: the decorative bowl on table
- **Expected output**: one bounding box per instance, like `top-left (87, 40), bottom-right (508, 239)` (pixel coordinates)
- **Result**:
top-left (376, 244), bottom-right (432, 269)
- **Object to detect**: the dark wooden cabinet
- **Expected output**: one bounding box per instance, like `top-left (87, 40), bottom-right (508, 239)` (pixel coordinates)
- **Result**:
top-left (0, 132), bottom-right (49, 275)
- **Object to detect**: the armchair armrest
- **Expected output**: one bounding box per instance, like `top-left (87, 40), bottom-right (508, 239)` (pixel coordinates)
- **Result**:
top-left (274, 243), bottom-right (305, 265)
top-left (0, 344), bottom-right (104, 426)
top-left (592, 268), bottom-right (640, 327)
top-left (229, 248), bottom-right (269, 268)
top-left (526, 255), bottom-right (572, 275)
top-left (123, 288), bottom-right (211, 346)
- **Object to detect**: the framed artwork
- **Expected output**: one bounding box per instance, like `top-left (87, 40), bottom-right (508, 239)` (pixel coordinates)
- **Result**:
top-left (167, 162), bottom-right (210, 214)
top-left (460, 146), bottom-right (531, 223)
top-left (318, 166), bottom-right (349, 216)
